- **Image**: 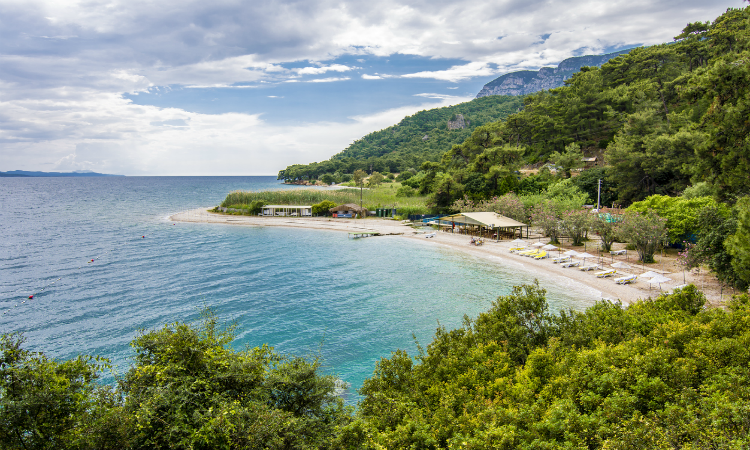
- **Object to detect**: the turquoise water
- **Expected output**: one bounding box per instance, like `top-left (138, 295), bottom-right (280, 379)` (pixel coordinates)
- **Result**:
top-left (0, 176), bottom-right (599, 402)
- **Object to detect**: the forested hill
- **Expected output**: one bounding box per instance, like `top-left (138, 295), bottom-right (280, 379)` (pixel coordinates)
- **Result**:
top-left (277, 95), bottom-right (522, 182)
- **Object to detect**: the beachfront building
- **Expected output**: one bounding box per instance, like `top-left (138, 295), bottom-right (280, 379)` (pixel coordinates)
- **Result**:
top-left (261, 205), bottom-right (312, 217)
top-left (442, 212), bottom-right (528, 240)
top-left (329, 203), bottom-right (369, 218)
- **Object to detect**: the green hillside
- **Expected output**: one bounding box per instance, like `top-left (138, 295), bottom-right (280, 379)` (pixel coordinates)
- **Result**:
top-left (277, 95), bottom-right (523, 182)
top-left (423, 6), bottom-right (750, 207)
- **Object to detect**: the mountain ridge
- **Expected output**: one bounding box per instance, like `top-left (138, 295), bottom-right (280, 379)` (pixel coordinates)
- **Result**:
top-left (476, 48), bottom-right (634, 97)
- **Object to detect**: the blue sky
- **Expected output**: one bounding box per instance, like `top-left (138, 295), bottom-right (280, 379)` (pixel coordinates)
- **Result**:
top-left (0, 0), bottom-right (742, 175)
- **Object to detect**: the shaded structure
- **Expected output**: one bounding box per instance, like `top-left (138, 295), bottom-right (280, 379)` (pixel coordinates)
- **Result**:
top-left (330, 203), bottom-right (369, 218)
top-left (261, 205), bottom-right (312, 217)
top-left (441, 212), bottom-right (527, 240)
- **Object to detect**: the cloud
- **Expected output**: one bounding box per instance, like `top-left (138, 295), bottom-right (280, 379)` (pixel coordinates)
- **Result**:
top-left (307, 77), bottom-right (351, 83)
top-left (293, 64), bottom-right (356, 75)
top-left (0, 91), bottom-right (469, 175)
top-left (0, 0), bottom-right (742, 174)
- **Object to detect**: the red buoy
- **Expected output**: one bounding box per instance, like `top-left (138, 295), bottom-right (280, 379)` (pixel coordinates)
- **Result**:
top-left (142, 236), bottom-right (145, 238)
top-left (28, 295), bottom-right (33, 299)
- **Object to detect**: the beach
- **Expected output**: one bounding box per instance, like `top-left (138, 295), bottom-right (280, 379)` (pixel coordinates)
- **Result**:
top-left (170, 208), bottom-right (724, 306)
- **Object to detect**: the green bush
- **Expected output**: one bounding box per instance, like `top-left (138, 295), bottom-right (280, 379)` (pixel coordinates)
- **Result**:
top-left (312, 200), bottom-right (336, 216)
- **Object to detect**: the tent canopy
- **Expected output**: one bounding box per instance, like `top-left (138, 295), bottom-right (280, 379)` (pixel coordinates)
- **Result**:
top-left (443, 212), bottom-right (526, 228)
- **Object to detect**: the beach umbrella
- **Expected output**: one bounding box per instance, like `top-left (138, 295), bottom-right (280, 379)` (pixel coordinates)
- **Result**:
top-left (532, 242), bottom-right (546, 248)
top-left (639, 271), bottom-right (661, 279)
top-left (646, 275), bottom-right (672, 290)
top-left (511, 239), bottom-right (526, 245)
top-left (576, 252), bottom-right (596, 265)
top-left (611, 262), bottom-right (632, 269)
top-left (563, 250), bottom-right (579, 257)
top-left (541, 244), bottom-right (558, 251)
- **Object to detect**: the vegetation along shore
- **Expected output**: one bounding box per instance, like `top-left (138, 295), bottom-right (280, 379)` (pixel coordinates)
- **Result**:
top-left (4, 6), bottom-right (750, 449)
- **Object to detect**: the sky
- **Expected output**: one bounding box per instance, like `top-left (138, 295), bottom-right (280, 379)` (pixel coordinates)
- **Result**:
top-left (0, 1), bottom-right (742, 176)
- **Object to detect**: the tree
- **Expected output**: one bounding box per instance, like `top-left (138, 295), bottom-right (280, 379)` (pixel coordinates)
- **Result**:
top-left (616, 209), bottom-right (668, 263)
top-left (560, 209), bottom-right (593, 246)
top-left (120, 309), bottom-right (353, 449)
top-left (312, 200), bottom-right (336, 216)
top-left (366, 171), bottom-right (384, 187)
top-left (726, 197), bottom-right (750, 287)
top-left (591, 208), bottom-right (621, 251)
top-left (627, 195), bottom-right (721, 244)
top-left (320, 173), bottom-right (335, 185)
top-left (0, 333), bottom-right (119, 450)
top-left (695, 205), bottom-right (744, 289)
top-left (549, 142), bottom-right (584, 178)
top-left (532, 201), bottom-right (561, 244)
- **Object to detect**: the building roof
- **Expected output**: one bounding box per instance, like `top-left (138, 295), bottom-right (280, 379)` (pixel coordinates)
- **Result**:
top-left (443, 212), bottom-right (526, 228)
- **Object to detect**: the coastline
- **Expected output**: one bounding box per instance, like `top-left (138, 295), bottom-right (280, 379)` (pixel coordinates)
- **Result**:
top-left (170, 208), bottom-right (720, 306)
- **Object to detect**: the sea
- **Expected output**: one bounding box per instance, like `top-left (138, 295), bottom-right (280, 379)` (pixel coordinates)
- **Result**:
top-left (0, 176), bottom-right (600, 403)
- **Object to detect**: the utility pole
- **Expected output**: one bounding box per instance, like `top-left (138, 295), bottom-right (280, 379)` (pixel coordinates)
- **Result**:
top-left (597, 179), bottom-right (601, 211)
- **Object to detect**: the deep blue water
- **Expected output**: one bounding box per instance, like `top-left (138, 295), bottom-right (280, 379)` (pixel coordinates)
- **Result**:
top-left (0, 176), bottom-right (599, 402)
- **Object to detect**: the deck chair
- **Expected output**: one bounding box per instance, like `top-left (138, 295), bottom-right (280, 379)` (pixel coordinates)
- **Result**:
top-left (580, 265), bottom-right (600, 271)
top-left (596, 269), bottom-right (617, 278)
top-left (615, 274), bottom-right (637, 284)
top-left (534, 251), bottom-right (547, 260)
top-left (509, 247), bottom-right (526, 253)
top-left (519, 249), bottom-right (539, 256)
top-left (561, 261), bottom-right (580, 268)
top-left (552, 256), bottom-right (571, 264)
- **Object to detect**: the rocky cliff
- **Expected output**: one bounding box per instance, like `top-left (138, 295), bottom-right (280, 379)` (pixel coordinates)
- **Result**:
top-left (476, 49), bottom-right (633, 98)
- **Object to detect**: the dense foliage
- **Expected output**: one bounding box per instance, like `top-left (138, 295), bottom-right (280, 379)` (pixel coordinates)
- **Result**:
top-left (6, 285), bottom-right (750, 448)
top-left (1, 311), bottom-right (355, 450)
top-left (356, 283), bottom-right (750, 449)
top-left (432, 7), bottom-right (750, 208)
top-left (277, 96), bottom-right (523, 182)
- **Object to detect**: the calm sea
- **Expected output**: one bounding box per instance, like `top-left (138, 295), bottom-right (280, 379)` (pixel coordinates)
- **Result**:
top-left (0, 176), bottom-right (600, 402)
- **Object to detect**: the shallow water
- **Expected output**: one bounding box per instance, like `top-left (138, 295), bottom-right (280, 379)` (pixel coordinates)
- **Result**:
top-left (0, 176), bottom-right (599, 402)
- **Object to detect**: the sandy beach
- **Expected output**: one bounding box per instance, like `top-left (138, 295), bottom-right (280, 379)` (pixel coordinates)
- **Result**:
top-left (170, 208), bottom-right (725, 306)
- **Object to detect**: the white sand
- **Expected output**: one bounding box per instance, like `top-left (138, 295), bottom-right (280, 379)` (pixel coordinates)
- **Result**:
top-left (170, 208), bottom-right (716, 305)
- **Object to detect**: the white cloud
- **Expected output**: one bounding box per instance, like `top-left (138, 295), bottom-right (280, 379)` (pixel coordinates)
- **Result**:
top-left (0, 0), bottom-right (742, 174)
top-left (293, 64), bottom-right (356, 75)
top-left (0, 91), bottom-right (469, 175)
top-left (307, 77), bottom-right (351, 83)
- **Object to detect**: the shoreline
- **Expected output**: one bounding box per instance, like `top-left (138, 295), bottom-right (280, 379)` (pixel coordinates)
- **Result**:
top-left (170, 208), bottom-right (721, 306)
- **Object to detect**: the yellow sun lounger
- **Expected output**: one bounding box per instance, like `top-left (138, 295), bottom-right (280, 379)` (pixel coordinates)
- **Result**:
top-left (596, 270), bottom-right (617, 278)
top-left (534, 251), bottom-right (548, 260)
top-left (509, 247), bottom-right (526, 252)
top-left (519, 249), bottom-right (539, 256)
top-left (615, 274), bottom-right (637, 284)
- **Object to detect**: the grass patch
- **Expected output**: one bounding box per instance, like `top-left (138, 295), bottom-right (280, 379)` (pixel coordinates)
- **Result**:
top-left (220, 182), bottom-right (431, 215)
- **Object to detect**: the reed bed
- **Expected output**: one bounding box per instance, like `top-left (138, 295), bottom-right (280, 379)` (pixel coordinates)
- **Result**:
top-left (220, 184), bottom-right (430, 214)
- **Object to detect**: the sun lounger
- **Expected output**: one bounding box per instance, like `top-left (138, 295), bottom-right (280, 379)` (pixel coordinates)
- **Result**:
top-left (596, 270), bottom-right (617, 278)
top-left (580, 265), bottom-right (600, 271)
top-left (615, 274), bottom-right (637, 284)
top-left (552, 256), bottom-right (571, 264)
top-left (671, 284), bottom-right (688, 292)
top-left (519, 249), bottom-right (539, 256)
top-left (561, 261), bottom-right (580, 268)
top-left (534, 251), bottom-right (548, 260)
top-left (509, 247), bottom-right (526, 253)
top-left (610, 249), bottom-right (627, 256)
